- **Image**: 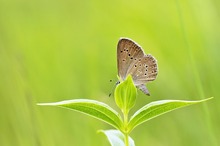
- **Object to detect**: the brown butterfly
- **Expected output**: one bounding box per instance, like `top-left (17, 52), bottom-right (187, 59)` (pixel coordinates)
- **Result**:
top-left (117, 38), bottom-right (158, 95)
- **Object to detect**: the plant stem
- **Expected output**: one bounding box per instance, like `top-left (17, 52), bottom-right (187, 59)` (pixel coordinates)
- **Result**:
top-left (123, 111), bottom-right (129, 146)
top-left (124, 132), bottom-right (129, 146)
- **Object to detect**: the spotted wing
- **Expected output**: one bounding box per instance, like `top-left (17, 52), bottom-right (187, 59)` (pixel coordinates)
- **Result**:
top-left (117, 38), bottom-right (145, 81)
top-left (117, 38), bottom-right (158, 96)
top-left (129, 54), bottom-right (158, 85)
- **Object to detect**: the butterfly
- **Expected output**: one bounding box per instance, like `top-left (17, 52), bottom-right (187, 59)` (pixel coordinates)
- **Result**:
top-left (117, 38), bottom-right (158, 95)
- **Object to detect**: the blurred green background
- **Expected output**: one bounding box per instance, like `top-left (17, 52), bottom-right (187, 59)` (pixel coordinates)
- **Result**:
top-left (0, 0), bottom-right (219, 145)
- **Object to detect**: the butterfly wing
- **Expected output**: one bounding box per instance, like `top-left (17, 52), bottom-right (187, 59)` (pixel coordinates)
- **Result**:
top-left (136, 84), bottom-right (150, 95)
top-left (127, 54), bottom-right (157, 95)
top-left (130, 54), bottom-right (158, 85)
top-left (117, 38), bottom-right (158, 95)
top-left (117, 38), bottom-right (145, 80)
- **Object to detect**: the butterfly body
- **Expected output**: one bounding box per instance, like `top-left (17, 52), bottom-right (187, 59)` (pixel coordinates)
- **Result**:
top-left (117, 38), bottom-right (158, 95)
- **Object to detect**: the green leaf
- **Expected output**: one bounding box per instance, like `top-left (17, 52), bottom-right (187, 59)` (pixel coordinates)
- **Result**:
top-left (38, 99), bottom-right (123, 130)
top-left (115, 75), bottom-right (137, 114)
top-left (99, 129), bottom-right (135, 146)
top-left (128, 97), bottom-right (213, 131)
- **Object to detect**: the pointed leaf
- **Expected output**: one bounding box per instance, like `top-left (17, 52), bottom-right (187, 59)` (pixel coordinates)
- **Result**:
top-left (38, 99), bottom-right (123, 130)
top-left (115, 75), bottom-right (137, 114)
top-left (99, 129), bottom-right (135, 146)
top-left (128, 97), bottom-right (213, 131)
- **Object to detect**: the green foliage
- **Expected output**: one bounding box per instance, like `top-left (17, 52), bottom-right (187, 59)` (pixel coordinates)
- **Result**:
top-left (38, 99), bottom-right (123, 130)
top-left (38, 77), bottom-right (213, 146)
top-left (114, 75), bottom-right (137, 114)
top-left (128, 97), bottom-right (213, 131)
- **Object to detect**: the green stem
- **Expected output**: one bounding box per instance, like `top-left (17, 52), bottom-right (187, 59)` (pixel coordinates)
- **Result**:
top-left (123, 110), bottom-right (129, 146)
top-left (125, 132), bottom-right (129, 146)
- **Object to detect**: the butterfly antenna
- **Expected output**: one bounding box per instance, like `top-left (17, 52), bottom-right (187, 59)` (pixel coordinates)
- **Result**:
top-left (108, 80), bottom-right (120, 97)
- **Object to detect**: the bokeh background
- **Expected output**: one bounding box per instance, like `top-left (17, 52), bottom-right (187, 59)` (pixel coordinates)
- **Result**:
top-left (0, 0), bottom-right (219, 145)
